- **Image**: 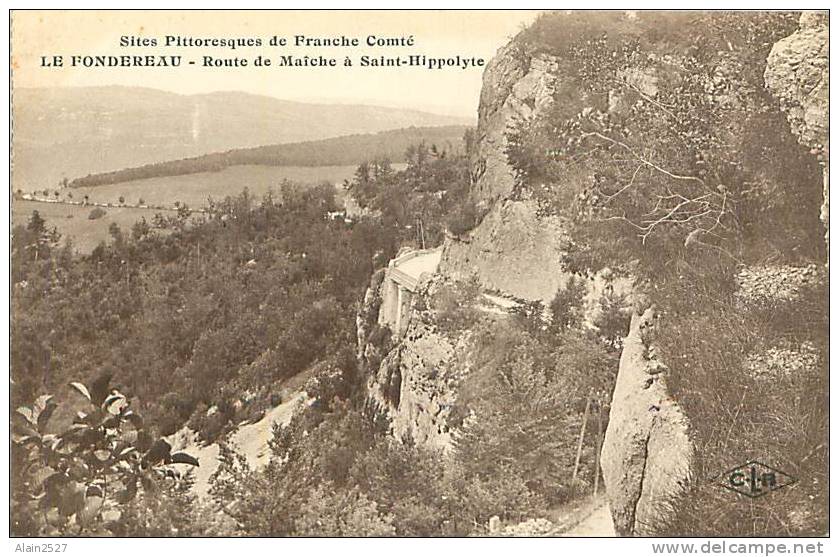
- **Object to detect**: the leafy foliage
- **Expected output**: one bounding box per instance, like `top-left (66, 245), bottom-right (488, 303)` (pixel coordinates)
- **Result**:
top-left (549, 276), bottom-right (587, 332)
top-left (12, 183), bottom-right (395, 440)
top-left (454, 321), bottom-right (617, 506)
top-left (11, 377), bottom-right (198, 536)
top-left (294, 485), bottom-right (396, 536)
top-left (592, 289), bottom-right (631, 351)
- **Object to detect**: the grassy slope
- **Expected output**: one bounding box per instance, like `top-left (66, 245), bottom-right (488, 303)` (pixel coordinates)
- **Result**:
top-left (12, 200), bottom-right (165, 254)
top-left (70, 165), bottom-right (365, 209)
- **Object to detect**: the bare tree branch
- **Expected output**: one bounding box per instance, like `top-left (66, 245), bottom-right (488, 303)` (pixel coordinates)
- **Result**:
top-left (580, 131), bottom-right (705, 186)
top-left (600, 163), bottom-right (645, 205)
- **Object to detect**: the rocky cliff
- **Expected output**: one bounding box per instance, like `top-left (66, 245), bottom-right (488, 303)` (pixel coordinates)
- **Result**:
top-left (358, 39), bottom-right (571, 449)
top-left (440, 44), bottom-right (571, 303)
top-left (765, 11), bottom-right (829, 257)
top-left (359, 11), bottom-right (827, 537)
top-left (359, 273), bottom-right (477, 451)
top-left (360, 20), bottom-right (664, 507)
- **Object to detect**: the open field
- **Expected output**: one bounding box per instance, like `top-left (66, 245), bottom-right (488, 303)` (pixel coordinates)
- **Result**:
top-left (69, 165), bottom-right (365, 209)
top-left (15, 163), bottom-right (406, 254)
top-left (12, 200), bottom-right (166, 254)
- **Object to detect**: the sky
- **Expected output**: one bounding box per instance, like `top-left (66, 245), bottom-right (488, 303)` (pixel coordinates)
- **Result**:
top-left (11, 10), bottom-right (543, 117)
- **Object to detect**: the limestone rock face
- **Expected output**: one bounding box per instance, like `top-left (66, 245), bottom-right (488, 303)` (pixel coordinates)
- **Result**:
top-left (471, 44), bottom-right (557, 206)
top-left (600, 308), bottom-right (693, 536)
top-left (765, 11), bottom-right (829, 254)
top-left (438, 43), bottom-right (569, 303)
top-left (362, 30), bottom-right (620, 455)
top-left (364, 276), bottom-right (470, 452)
top-left (356, 269), bottom-right (385, 361)
top-left (441, 199), bottom-right (571, 303)
top-left (364, 44), bottom-right (580, 449)
top-left (371, 329), bottom-right (458, 452)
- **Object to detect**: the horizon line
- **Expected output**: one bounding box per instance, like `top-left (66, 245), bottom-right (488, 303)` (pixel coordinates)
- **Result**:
top-left (13, 83), bottom-right (478, 120)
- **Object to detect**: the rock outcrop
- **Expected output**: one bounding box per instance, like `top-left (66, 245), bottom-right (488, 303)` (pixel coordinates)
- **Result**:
top-left (362, 274), bottom-right (473, 451)
top-left (360, 13), bottom-right (827, 538)
top-left (439, 44), bottom-right (569, 303)
top-left (765, 11), bottom-right (829, 256)
top-left (441, 199), bottom-right (571, 303)
top-left (470, 43), bottom-right (557, 206)
top-left (360, 40), bottom-right (573, 445)
top-left (367, 319), bottom-right (459, 450)
top-left (600, 308), bottom-right (693, 536)
top-left (168, 392), bottom-right (309, 497)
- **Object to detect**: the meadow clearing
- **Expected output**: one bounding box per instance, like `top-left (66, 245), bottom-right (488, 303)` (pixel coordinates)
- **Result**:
top-left (68, 165), bottom-right (367, 208)
top-left (12, 200), bottom-right (167, 254)
top-left (15, 164), bottom-right (404, 253)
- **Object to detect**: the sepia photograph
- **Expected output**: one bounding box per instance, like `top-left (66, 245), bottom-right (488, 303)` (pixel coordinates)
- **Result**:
top-left (7, 5), bottom-right (831, 547)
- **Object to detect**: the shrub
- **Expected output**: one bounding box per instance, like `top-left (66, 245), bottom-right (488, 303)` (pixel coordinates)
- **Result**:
top-left (445, 199), bottom-right (480, 236)
top-left (11, 377), bottom-right (199, 536)
top-left (454, 323), bottom-right (616, 507)
top-left (549, 276), bottom-right (587, 331)
top-left (592, 290), bottom-right (631, 350)
top-left (294, 485), bottom-right (396, 536)
top-left (88, 207), bottom-right (106, 220)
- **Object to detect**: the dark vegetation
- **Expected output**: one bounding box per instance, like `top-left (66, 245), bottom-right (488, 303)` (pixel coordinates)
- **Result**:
top-left (453, 314), bottom-right (622, 509)
top-left (654, 268), bottom-right (828, 536)
top-left (69, 126), bottom-right (467, 188)
top-left (11, 376), bottom-right (201, 536)
top-left (505, 11), bottom-right (827, 535)
top-left (348, 134), bottom-right (478, 246)
top-left (12, 182), bottom-right (398, 440)
top-left (12, 134), bottom-right (502, 536)
top-left (87, 207), bottom-right (106, 220)
top-left (12, 181), bottom-right (393, 536)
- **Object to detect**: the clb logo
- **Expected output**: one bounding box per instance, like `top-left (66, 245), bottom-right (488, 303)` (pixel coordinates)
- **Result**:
top-left (713, 461), bottom-right (797, 498)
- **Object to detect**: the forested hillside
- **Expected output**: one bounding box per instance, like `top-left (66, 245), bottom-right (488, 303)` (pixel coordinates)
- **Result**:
top-left (12, 184), bottom-right (388, 435)
top-left (68, 125), bottom-right (468, 188)
top-left (13, 85), bottom-right (471, 190)
top-left (12, 139), bottom-right (515, 536)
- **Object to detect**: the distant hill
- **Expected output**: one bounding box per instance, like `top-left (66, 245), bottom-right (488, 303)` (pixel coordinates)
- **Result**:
top-left (68, 126), bottom-right (469, 188)
top-left (12, 86), bottom-right (474, 190)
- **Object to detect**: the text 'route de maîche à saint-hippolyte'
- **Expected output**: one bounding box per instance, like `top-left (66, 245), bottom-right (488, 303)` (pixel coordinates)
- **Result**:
top-left (42, 34), bottom-right (485, 70)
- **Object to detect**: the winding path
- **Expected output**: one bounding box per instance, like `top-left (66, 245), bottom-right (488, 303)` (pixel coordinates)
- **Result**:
top-left (562, 501), bottom-right (616, 536)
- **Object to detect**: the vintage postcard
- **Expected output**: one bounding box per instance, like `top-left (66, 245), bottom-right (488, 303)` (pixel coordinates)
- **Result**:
top-left (7, 7), bottom-right (830, 549)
